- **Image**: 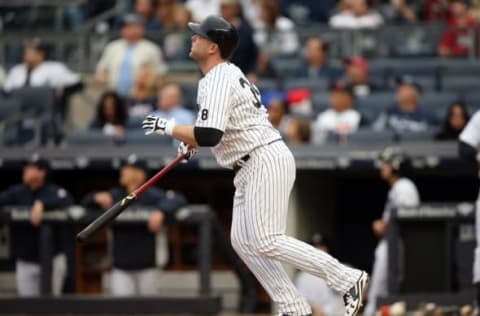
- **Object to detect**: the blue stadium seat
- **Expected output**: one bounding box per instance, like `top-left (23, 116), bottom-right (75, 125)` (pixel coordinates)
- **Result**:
top-left (179, 81), bottom-right (198, 110)
top-left (355, 93), bottom-right (395, 122)
top-left (126, 116), bottom-right (144, 130)
top-left (255, 79), bottom-right (279, 92)
top-left (440, 60), bottom-right (480, 76)
top-left (464, 92), bottom-right (480, 113)
top-left (270, 56), bottom-right (303, 76)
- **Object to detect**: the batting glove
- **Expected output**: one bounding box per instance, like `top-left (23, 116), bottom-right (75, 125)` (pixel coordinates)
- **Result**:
top-left (142, 115), bottom-right (176, 136)
top-left (178, 142), bottom-right (198, 162)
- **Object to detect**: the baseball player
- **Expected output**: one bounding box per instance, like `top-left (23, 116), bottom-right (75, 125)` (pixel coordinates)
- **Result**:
top-left (458, 110), bottom-right (480, 305)
top-left (142, 16), bottom-right (368, 316)
top-left (364, 148), bottom-right (420, 316)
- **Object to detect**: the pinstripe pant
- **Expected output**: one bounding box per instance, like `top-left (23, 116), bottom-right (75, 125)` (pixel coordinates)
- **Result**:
top-left (231, 141), bottom-right (362, 316)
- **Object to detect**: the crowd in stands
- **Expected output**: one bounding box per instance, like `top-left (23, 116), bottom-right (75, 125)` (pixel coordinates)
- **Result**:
top-left (0, 0), bottom-right (479, 147)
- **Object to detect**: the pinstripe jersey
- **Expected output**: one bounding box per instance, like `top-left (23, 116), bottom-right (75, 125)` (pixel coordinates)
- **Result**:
top-left (195, 62), bottom-right (281, 168)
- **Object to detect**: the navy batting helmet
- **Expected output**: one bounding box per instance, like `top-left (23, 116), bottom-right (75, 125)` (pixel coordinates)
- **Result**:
top-left (188, 15), bottom-right (239, 59)
top-left (379, 147), bottom-right (410, 176)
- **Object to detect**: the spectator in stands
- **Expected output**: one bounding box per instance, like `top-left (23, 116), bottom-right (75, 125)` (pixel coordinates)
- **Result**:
top-left (435, 101), bottom-right (470, 140)
top-left (82, 154), bottom-right (186, 296)
top-left (3, 39), bottom-right (80, 92)
top-left (296, 233), bottom-right (345, 316)
top-left (254, 0), bottom-right (300, 76)
top-left (156, 0), bottom-right (177, 30)
top-left (280, 0), bottom-right (337, 23)
top-left (364, 147), bottom-right (420, 315)
top-left (264, 91), bottom-right (289, 135)
top-left (150, 83), bottom-right (194, 146)
top-left (293, 37), bottom-right (343, 81)
top-left (313, 81), bottom-right (361, 144)
top-left (329, 0), bottom-right (384, 29)
top-left (422, 0), bottom-right (450, 21)
top-left (126, 67), bottom-right (158, 118)
top-left (220, 0), bottom-right (258, 76)
top-left (373, 77), bottom-right (432, 134)
top-left (438, 0), bottom-right (477, 57)
top-left (96, 14), bottom-right (167, 96)
top-left (162, 4), bottom-right (193, 60)
top-left (90, 91), bottom-right (128, 137)
top-left (343, 56), bottom-right (382, 98)
top-left (0, 155), bottom-right (73, 297)
top-left (186, 0), bottom-right (220, 22)
top-left (0, 66), bottom-right (5, 86)
top-left (285, 116), bottom-right (312, 144)
top-left (134, 0), bottom-right (161, 30)
top-left (377, 0), bottom-right (419, 23)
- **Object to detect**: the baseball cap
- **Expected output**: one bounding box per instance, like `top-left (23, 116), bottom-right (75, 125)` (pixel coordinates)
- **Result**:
top-left (344, 56), bottom-right (369, 73)
top-left (310, 233), bottom-right (328, 248)
top-left (329, 80), bottom-right (354, 96)
top-left (121, 154), bottom-right (148, 173)
top-left (121, 14), bottom-right (145, 27)
top-left (395, 75), bottom-right (422, 93)
top-left (23, 153), bottom-right (50, 171)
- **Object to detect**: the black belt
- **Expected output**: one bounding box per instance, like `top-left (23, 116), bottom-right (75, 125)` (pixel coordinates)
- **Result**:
top-left (233, 139), bottom-right (282, 174)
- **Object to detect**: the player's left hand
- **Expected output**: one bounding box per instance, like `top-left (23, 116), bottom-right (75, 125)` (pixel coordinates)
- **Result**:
top-left (178, 142), bottom-right (198, 162)
top-left (142, 115), bottom-right (176, 136)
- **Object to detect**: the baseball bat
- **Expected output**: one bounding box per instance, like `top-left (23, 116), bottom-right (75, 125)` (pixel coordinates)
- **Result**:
top-left (76, 154), bottom-right (186, 242)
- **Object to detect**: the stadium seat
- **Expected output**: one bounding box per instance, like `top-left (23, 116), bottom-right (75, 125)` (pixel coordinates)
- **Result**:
top-left (124, 130), bottom-right (172, 146)
top-left (284, 78), bottom-right (329, 93)
top-left (355, 92), bottom-right (395, 122)
top-left (421, 91), bottom-right (460, 124)
top-left (440, 76), bottom-right (480, 94)
top-left (66, 131), bottom-right (116, 146)
top-left (440, 60), bottom-right (480, 76)
top-left (464, 92), bottom-right (480, 113)
top-left (270, 56), bottom-right (302, 76)
top-left (398, 129), bottom-right (436, 142)
top-left (345, 129), bottom-right (395, 144)
top-left (311, 92), bottom-right (330, 114)
top-left (255, 79), bottom-right (279, 92)
top-left (126, 116), bottom-right (144, 130)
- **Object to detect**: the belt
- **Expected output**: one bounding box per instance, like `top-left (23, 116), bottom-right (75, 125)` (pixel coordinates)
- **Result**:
top-left (233, 139), bottom-right (282, 174)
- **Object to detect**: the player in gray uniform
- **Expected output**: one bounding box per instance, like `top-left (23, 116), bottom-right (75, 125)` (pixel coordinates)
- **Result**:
top-left (459, 110), bottom-right (480, 305)
top-left (364, 148), bottom-right (420, 315)
top-left (142, 15), bottom-right (368, 316)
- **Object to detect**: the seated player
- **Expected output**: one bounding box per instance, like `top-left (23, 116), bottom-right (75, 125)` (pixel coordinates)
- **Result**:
top-left (0, 155), bottom-right (73, 296)
top-left (81, 154), bottom-right (186, 296)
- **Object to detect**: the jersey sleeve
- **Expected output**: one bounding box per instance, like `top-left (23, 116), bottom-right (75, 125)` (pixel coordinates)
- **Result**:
top-left (195, 71), bottom-right (232, 132)
top-left (460, 111), bottom-right (480, 148)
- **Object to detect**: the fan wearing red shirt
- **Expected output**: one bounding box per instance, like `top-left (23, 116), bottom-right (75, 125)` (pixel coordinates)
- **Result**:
top-left (438, 0), bottom-right (477, 57)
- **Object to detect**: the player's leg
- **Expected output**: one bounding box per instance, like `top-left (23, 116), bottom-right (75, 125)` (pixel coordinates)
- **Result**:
top-left (231, 182), bottom-right (312, 316)
top-left (364, 240), bottom-right (388, 316)
top-left (110, 268), bottom-right (136, 296)
top-left (473, 197), bottom-right (480, 305)
top-left (137, 268), bottom-right (160, 295)
top-left (15, 260), bottom-right (41, 297)
top-left (51, 253), bottom-right (67, 296)
top-left (245, 142), bottom-right (362, 293)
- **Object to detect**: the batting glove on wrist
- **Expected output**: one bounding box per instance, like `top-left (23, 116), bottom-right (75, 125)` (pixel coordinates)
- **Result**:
top-left (178, 142), bottom-right (198, 162)
top-left (142, 115), bottom-right (176, 136)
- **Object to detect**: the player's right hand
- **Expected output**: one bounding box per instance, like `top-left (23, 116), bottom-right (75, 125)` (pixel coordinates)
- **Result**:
top-left (178, 141), bottom-right (198, 162)
top-left (142, 115), bottom-right (176, 136)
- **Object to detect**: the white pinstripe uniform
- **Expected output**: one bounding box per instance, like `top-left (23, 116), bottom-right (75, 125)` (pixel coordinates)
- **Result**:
top-left (196, 61), bottom-right (363, 316)
top-left (459, 110), bottom-right (480, 283)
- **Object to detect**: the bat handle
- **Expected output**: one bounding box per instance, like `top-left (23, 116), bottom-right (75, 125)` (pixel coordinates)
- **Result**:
top-left (76, 193), bottom-right (137, 242)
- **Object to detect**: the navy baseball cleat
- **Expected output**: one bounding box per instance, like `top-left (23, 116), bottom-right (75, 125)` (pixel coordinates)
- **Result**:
top-left (343, 271), bottom-right (369, 316)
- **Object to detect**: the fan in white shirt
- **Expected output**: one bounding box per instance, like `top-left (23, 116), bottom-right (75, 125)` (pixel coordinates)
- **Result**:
top-left (3, 39), bottom-right (80, 92)
top-left (329, 0), bottom-right (384, 29)
top-left (313, 81), bottom-right (361, 144)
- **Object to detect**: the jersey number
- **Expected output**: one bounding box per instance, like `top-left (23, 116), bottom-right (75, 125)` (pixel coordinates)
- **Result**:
top-left (239, 78), bottom-right (261, 108)
top-left (201, 109), bottom-right (208, 120)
